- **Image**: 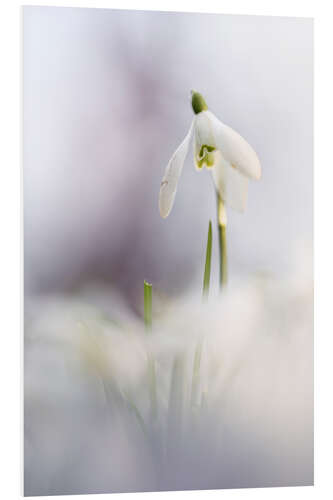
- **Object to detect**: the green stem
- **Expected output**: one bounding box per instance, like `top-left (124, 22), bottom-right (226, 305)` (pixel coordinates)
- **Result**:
top-left (202, 220), bottom-right (212, 299)
top-left (143, 280), bottom-right (157, 420)
top-left (217, 194), bottom-right (228, 288)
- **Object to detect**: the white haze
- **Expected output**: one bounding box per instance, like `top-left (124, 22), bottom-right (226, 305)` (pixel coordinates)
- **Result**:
top-left (25, 251), bottom-right (313, 495)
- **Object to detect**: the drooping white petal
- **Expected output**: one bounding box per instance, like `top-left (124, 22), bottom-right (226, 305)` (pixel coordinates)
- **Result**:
top-left (205, 110), bottom-right (261, 180)
top-left (211, 151), bottom-right (249, 212)
top-left (159, 121), bottom-right (194, 218)
top-left (193, 136), bottom-right (201, 169)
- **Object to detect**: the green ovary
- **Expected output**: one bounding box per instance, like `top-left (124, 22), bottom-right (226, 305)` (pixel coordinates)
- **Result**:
top-left (191, 92), bottom-right (208, 114)
top-left (196, 145), bottom-right (216, 169)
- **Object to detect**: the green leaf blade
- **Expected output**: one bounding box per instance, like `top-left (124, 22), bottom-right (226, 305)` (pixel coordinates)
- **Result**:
top-left (144, 280), bottom-right (152, 332)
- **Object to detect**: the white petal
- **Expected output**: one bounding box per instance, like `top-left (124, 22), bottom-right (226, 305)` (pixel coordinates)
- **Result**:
top-left (193, 136), bottom-right (200, 169)
top-left (159, 121), bottom-right (194, 218)
top-left (194, 111), bottom-right (216, 149)
top-left (211, 152), bottom-right (249, 212)
top-left (206, 110), bottom-right (261, 180)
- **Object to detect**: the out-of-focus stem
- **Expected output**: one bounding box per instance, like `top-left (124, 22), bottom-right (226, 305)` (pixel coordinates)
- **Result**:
top-left (190, 340), bottom-right (202, 408)
top-left (167, 354), bottom-right (184, 459)
top-left (147, 354), bottom-right (157, 420)
top-left (217, 194), bottom-right (228, 288)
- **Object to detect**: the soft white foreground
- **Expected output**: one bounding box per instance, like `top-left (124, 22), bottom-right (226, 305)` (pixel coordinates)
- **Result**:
top-left (24, 265), bottom-right (313, 495)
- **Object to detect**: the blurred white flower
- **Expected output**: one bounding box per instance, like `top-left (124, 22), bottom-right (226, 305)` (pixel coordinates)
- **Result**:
top-left (159, 91), bottom-right (262, 218)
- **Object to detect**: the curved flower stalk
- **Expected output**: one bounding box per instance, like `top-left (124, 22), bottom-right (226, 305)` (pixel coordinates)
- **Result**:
top-left (159, 91), bottom-right (261, 286)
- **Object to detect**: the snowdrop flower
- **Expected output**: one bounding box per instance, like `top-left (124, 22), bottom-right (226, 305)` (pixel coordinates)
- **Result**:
top-left (159, 91), bottom-right (261, 218)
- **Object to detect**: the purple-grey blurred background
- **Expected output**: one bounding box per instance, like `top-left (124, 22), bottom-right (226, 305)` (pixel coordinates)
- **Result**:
top-left (24, 7), bottom-right (313, 307)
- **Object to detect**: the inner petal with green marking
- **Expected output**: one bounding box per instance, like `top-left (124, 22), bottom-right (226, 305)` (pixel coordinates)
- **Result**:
top-left (196, 144), bottom-right (216, 169)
